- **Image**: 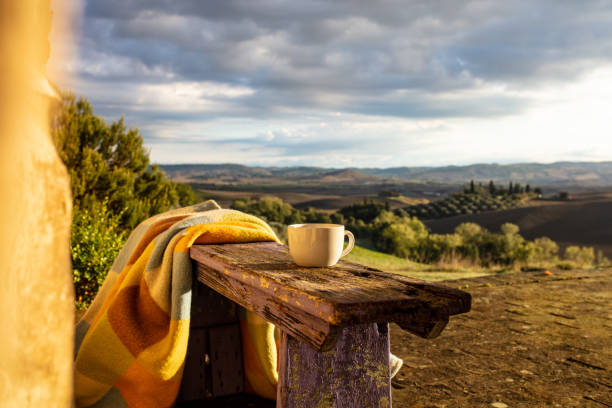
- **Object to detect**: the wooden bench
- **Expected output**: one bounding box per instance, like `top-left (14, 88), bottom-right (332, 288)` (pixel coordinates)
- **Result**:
top-left (176, 242), bottom-right (471, 407)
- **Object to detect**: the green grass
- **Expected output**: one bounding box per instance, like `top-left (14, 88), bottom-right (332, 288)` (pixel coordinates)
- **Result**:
top-left (345, 245), bottom-right (424, 271)
top-left (345, 244), bottom-right (495, 282)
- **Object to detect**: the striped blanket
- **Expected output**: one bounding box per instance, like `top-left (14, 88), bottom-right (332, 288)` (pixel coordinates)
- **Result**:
top-left (74, 201), bottom-right (280, 407)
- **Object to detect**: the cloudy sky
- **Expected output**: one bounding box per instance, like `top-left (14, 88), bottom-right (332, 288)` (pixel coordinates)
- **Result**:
top-left (55, 0), bottom-right (612, 167)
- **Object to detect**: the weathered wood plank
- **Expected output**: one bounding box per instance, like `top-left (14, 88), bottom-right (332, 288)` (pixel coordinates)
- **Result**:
top-left (178, 328), bottom-right (210, 402)
top-left (276, 324), bottom-right (391, 408)
top-left (209, 324), bottom-right (244, 397)
top-left (195, 262), bottom-right (339, 351)
top-left (190, 281), bottom-right (238, 328)
top-left (178, 284), bottom-right (244, 403)
top-left (190, 242), bottom-right (470, 350)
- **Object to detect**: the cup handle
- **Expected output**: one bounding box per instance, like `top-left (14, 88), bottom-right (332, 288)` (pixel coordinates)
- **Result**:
top-left (340, 230), bottom-right (355, 258)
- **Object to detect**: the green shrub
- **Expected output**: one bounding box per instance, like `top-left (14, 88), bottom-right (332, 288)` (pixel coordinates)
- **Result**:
top-left (500, 222), bottom-right (520, 236)
top-left (372, 212), bottom-right (428, 259)
top-left (595, 250), bottom-right (610, 267)
top-left (302, 206), bottom-right (332, 223)
top-left (339, 201), bottom-right (386, 223)
top-left (531, 237), bottom-right (559, 264)
top-left (455, 222), bottom-right (483, 240)
top-left (564, 246), bottom-right (595, 267)
top-left (231, 196), bottom-right (302, 224)
top-left (71, 201), bottom-right (126, 309)
top-left (418, 233), bottom-right (461, 263)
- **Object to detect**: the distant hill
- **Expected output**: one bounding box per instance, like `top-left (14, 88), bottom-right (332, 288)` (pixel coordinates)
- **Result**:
top-left (316, 169), bottom-right (381, 183)
top-left (160, 163), bottom-right (327, 182)
top-left (161, 161), bottom-right (612, 190)
top-left (161, 163), bottom-right (388, 187)
top-left (360, 162), bottom-right (612, 186)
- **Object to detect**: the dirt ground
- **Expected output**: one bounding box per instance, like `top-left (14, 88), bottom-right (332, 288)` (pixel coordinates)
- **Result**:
top-left (390, 269), bottom-right (612, 408)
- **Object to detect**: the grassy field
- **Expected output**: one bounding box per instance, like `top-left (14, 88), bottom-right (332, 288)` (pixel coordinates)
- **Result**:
top-left (344, 244), bottom-right (496, 281)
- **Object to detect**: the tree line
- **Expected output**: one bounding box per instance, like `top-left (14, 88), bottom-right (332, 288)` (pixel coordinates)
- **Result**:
top-left (231, 196), bottom-right (608, 270)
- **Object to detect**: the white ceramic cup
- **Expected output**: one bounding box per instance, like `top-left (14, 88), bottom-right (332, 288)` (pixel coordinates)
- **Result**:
top-left (287, 223), bottom-right (355, 267)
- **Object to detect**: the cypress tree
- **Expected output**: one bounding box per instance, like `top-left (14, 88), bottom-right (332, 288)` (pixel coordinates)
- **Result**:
top-left (514, 183), bottom-right (521, 194)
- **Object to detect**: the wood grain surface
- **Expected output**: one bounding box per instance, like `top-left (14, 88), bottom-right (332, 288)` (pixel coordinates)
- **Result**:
top-left (191, 242), bottom-right (471, 350)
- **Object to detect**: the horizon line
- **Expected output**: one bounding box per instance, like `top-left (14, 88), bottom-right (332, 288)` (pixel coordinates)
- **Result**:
top-left (155, 159), bottom-right (612, 169)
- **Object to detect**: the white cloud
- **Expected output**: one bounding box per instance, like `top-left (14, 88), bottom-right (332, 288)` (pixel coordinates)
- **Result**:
top-left (134, 82), bottom-right (254, 112)
top-left (143, 66), bottom-right (612, 166)
top-left (58, 0), bottom-right (612, 167)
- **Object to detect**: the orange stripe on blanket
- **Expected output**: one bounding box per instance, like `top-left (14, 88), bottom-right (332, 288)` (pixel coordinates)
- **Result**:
top-left (115, 360), bottom-right (183, 408)
top-left (89, 241), bottom-right (156, 331)
top-left (108, 280), bottom-right (170, 357)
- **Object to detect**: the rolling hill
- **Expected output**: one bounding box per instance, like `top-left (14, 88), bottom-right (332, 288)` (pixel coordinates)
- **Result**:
top-left (361, 161), bottom-right (612, 186)
top-left (424, 193), bottom-right (612, 258)
top-left (161, 161), bottom-right (612, 191)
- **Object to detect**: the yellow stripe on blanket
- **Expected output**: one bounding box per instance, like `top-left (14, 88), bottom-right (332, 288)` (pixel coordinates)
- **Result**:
top-left (74, 201), bottom-right (280, 407)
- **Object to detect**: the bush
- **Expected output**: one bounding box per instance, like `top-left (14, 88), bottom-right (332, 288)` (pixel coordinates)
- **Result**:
top-left (564, 246), bottom-right (595, 267)
top-left (454, 223), bottom-right (483, 262)
top-left (372, 212), bottom-right (429, 259)
top-left (496, 223), bottom-right (533, 266)
top-left (231, 196), bottom-right (302, 224)
top-left (302, 206), bottom-right (332, 223)
top-left (595, 250), bottom-right (610, 267)
top-left (340, 202), bottom-right (386, 223)
top-left (419, 233), bottom-right (461, 263)
top-left (531, 237), bottom-right (559, 264)
top-left (500, 222), bottom-right (520, 235)
top-left (231, 196), bottom-right (334, 225)
top-left (71, 201), bottom-right (126, 309)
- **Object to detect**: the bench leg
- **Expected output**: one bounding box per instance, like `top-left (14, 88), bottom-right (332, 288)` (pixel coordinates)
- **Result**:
top-left (277, 323), bottom-right (391, 408)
